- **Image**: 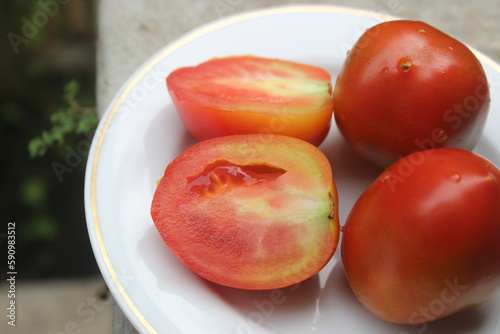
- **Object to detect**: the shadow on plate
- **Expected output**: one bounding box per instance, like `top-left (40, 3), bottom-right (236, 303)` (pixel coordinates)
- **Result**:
top-left (317, 255), bottom-right (489, 333)
top-left (202, 269), bottom-right (322, 333)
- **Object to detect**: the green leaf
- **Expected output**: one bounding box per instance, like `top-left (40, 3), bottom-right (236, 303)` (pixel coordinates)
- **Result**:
top-left (28, 80), bottom-right (97, 158)
top-left (76, 112), bottom-right (97, 134)
top-left (63, 80), bottom-right (80, 102)
top-left (28, 137), bottom-right (46, 158)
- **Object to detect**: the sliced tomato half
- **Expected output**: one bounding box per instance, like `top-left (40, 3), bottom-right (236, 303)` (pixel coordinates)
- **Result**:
top-left (151, 134), bottom-right (339, 290)
top-left (167, 56), bottom-right (334, 146)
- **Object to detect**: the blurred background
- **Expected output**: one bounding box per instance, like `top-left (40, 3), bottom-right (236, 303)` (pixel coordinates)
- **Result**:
top-left (0, 0), bottom-right (109, 333)
top-left (2, 0), bottom-right (97, 281)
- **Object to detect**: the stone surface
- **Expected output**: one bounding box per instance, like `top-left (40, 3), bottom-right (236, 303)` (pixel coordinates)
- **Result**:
top-left (0, 276), bottom-right (111, 334)
top-left (95, 1), bottom-right (500, 333)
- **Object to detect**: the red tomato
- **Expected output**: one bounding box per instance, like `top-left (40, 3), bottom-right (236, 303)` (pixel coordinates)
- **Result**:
top-left (333, 20), bottom-right (490, 167)
top-left (151, 134), bottom-right (339, 290)
top-left (167, 56), bottom-right (334, 146)
top-left (341, 148), bottom-right (500, 324)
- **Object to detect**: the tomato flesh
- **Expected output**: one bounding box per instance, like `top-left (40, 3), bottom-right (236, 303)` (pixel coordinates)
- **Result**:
top-left (151, 134), bottom-right (339, 290)
top-left (167, 56), bottom-right (334, 146)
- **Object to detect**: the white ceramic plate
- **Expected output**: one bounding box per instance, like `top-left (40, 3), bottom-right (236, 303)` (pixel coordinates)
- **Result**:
top-left (84, 5), bottom-right (500, 334)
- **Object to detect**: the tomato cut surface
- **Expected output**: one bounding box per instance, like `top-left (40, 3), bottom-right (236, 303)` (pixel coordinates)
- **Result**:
top-left (167, 56), bottom-right (334, 146)
top-left (151, 134), bottom-right (339, 290)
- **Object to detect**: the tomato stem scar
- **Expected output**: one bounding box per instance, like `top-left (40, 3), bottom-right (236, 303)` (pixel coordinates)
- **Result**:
top-left (400, 62), bottom-right (412, 71)
top-left (328, 192), bottom-right (335, 220)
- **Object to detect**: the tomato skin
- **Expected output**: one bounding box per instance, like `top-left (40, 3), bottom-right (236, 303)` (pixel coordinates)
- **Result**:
top-left (333, 20), bottom-right (490, 167)
top-left (151, 134), bottom-right (339, 290)
top-left (167, 56), bottom-right (334, 146)
top-left (341, 148), bottom-right (500, 324)
top-left (169, 93), bottom-right (332, 147)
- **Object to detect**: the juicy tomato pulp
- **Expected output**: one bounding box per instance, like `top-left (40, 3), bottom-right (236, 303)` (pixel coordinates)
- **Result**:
top-left (187, 161), bottom-right (286, 198)
top-left (151, 135), bottom-right (339, 290)
top-left (333, 20), bottom-right (490, 167)
top-left (167, 56), bottom-right (334, 146)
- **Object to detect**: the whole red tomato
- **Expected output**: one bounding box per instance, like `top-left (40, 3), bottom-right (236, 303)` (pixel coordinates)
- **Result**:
top-left (341, 148), bottom-right (500, 324)
top-left (333, 20), bottom-right (490, 167)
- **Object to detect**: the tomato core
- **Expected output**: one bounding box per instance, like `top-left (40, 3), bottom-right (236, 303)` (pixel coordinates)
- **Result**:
top-left (187, 160), bottom-right (287, 198)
